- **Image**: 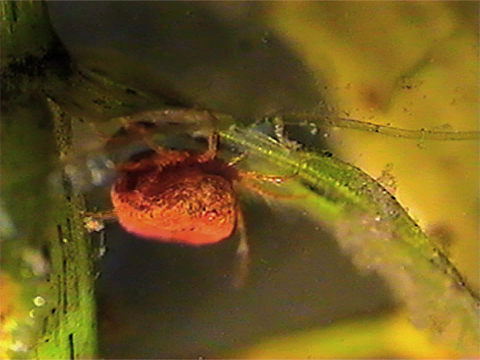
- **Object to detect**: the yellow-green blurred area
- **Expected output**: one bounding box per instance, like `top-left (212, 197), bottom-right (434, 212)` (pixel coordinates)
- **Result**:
top-left (248, 2), bottom-right (478, 357)
top-left (244, 2), bottom-right (479, 357)
top-left (264, 1), bottom-right (479, 291)
top-left (235, 309), bottom-right (458, 359)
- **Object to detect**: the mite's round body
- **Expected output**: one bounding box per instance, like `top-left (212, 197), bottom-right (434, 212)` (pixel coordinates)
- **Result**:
top-left (111, 149), bottom-right (240, 245)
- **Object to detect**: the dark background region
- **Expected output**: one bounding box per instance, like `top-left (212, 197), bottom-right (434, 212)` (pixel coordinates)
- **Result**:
top-left (93, 198), bottom-right (392, 358)
top-left (47, 1), bottom-right (325, 121)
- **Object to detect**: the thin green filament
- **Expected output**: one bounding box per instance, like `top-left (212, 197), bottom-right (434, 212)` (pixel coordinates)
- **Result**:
top-left (278, 113), bottom-right (479, 141)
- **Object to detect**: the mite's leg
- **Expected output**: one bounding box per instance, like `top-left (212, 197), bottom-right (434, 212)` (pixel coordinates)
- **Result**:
top-left (239, 178), bottom-right (304, 200)
top-left (138, 108), bottom-right (218, 137)
top-left (197, 131), bottom-right (219, 163)
top-left (230, 150), bottom-right (298, 184)
top-left (123, 108), bottom-right (220, 152)
top-left (271, 115), bottom-right (302, 149)
top-left (233, 203), bottom-right (250, 288)
top-left (82, 210), bottom-right (115, 259)
top-left (98, 108), bottom-right (221, 157)
top-left (227, 152), bottom-right (249, 167)
top-left (237, 167), bottom-right (301, 201)
top-left (120, 120), bottom-right (166, 154)
top-left (82, 210), bottom-right (118, 233)
top-left (83, 117), bottom-right (166, 161)
top-left (239, 169), bottom-right (298, 184)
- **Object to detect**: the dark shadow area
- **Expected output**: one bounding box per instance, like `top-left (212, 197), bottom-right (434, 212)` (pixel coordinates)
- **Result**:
top-left (96, 196), bottom-right (394, 358)
top-left (47, 1), bottom-right (323, 121)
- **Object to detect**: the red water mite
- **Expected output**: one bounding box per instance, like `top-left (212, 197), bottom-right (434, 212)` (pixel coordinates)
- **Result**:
top-left (86, 113), bottom-right (292, 286)
top-left (112, 146), bottom-right (238, 246)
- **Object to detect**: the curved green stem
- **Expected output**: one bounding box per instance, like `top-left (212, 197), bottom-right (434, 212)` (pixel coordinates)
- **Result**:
top-left (220, 125), bottom-right (480, 355)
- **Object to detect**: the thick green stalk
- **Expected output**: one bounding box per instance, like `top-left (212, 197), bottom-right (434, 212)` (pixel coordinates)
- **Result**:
top-left (1, 1), bottom-right (98, 358)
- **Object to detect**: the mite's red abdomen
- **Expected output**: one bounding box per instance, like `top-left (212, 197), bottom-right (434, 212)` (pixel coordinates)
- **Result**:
top-left (111, 150), bottom-right (237, 245)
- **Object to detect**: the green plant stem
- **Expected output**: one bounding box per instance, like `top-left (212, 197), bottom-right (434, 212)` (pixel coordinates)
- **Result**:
top-left (220, 126), bottom-right (480, 355)
top-left (1, 1), bottom-right (98, 358)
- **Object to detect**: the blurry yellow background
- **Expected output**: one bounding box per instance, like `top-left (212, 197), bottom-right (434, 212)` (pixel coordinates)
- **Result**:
top-left (236, 309), bottom-right (458, 359)
top-left (237, 2), bottom-right (478, 358)
top-left (264, 1), bottom-right (479, 290)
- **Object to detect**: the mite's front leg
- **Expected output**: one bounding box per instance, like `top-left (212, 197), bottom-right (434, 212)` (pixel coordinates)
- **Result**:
top-left (233, 203), bottom-right (250, 288)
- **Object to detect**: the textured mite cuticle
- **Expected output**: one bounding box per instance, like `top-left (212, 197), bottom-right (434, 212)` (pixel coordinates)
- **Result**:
top-left (111, 148), bottom-right (239, 245)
